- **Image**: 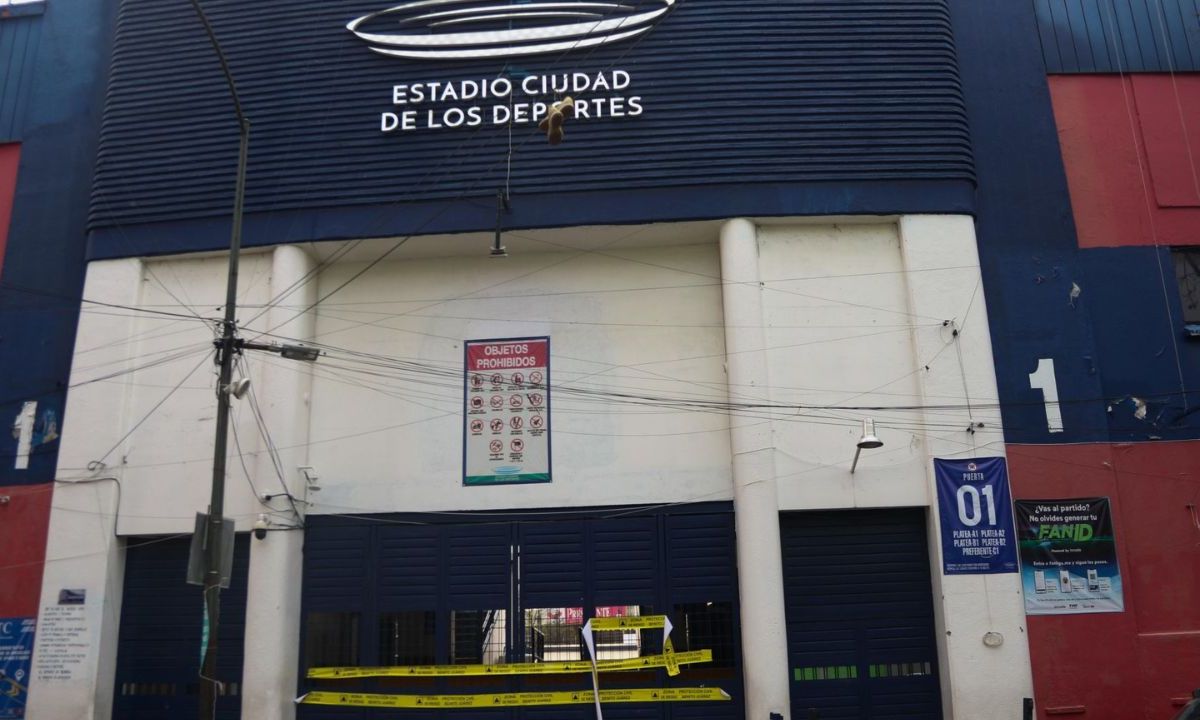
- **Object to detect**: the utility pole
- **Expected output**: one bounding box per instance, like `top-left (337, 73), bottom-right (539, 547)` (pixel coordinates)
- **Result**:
top-left (188, 2), bottom-right (248, 718)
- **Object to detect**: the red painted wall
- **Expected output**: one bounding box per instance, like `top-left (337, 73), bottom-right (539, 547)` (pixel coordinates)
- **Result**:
top-left (1048, 75), bottom-right (1200, 249)
top-left (1007, 442), bottom-right (1200, 720)
top-left (0, 143), bottom-right (19, 275)
top-left (0, 484), bottom-right (52, 618)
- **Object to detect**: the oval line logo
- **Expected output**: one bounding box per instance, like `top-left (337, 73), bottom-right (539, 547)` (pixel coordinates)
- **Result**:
top-left (347, 0), bottom-right (676, 61)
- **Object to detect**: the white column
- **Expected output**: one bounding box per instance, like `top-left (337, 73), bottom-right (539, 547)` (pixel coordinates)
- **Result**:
top-left (720, 218), bottom-right (791, 720)
top-left (239, 245), bottom-right (316, 719)
top-left (898, 215), bottom-right (1034, 720)
top-left (26, 258), bottom-right (144, 720)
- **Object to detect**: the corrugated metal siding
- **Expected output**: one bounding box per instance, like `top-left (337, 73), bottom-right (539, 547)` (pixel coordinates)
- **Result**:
top-left (1036, 0), bottom-right (1200, 73)
top-left (89, 0), bottom-right (972, 242)
top-left (0, 15), bottom-right (41, 141)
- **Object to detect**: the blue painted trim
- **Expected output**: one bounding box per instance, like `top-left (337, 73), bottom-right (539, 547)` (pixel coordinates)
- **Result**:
top-left (0, 2), bottom-right (46, 19)
top-left (86, 179), bottom-right (975, 260)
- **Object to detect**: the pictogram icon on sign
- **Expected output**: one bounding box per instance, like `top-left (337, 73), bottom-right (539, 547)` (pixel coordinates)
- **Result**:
top-left (530, 371), bottom-right (544, 385)
top-left (491, 373), bottom-right (503, 386)
top-left (491, 418), bottom-right (504, 432)
top-left (512, 372), bottom-right (524, 386)
top-left (471, 374), bottom-right (484, 388)
top-left (511, 439), bottom-right (525, 452)
top-left (510, 395), bottom-right (524, 408)
top-left (529, 393), bottom-right (544, 407)
top-left (510, 416), bottom-right (524, 430)
top-left (489, 440), bottom-right (503, 454)
top-left (530, 415), bottom-right (545, 430)
top-left (491, 396), bottom-right (504, 409)
top-left (470, 419), bottom-right (483, 433)
top-left (470, 396), bottom-right (484, 410)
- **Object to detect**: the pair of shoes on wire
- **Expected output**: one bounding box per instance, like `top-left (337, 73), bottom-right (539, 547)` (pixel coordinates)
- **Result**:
top-left (539, 97), bottom-right (575, 145)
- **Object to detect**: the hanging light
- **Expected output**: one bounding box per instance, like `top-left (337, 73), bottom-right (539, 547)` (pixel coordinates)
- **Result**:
top-left (850, 419), bottom-right (883, 473)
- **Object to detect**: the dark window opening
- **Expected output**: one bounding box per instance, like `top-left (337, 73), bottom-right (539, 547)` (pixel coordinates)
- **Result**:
top-left (378, 611), bottom-right (436, 665)
top-left (450, 609), bottom-right (508, 664)
top-left (1173, 248), bottom-right (1200, 325)
top-left (304, 612), bottom-right (360, 668)
top-left (672, 602), bottom-right (736, 668)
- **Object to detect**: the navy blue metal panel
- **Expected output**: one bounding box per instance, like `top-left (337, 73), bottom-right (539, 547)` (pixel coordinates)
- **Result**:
top-left (113, 535), bottom-right (250, 720)
top-left (87, 0), bottom-right (974, 257)
top-left (782, 509), bottom-right (942, 720)
top-left (377, 525), bottom-right (441, 610)
top-left (303, 524), bottom-right (372, 612)
top-left (951, 0), bottom-right (1116, 444)
top-left (446, 523), bottom-right (513, 610)
top-left (1036, 0), bottom-right (1200, 72)
top-left (518, 521), bottom-right (586, 608)
top-left (0, 15), bottom-right (41, 141)
top-left (1075, 246), bottom-right (1200, 440)
top-left (591, 516), bottom-right (658, 607)
top-left (666, 511), bottom-right (737, 602)
top-left (0, 0), bottom-right (115, 484)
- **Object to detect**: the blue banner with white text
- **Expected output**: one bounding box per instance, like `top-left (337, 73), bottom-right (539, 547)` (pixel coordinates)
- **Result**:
top-left (0, 618), bottom-right (35, 719)
top-left (935, 457), bottom-right (1019, 575)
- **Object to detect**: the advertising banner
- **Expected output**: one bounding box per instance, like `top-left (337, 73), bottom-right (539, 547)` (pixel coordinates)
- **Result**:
top-left (934, 457), bottom-right (1019, 575)
top-left (1015, 498), bottom-right (1124, 615)
top-left (464, 337), bottom-right (551, 486)
top-left (0, 617), bottom-right (35, 719)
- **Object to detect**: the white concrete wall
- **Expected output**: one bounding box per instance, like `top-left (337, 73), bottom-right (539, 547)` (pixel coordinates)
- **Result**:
top-left (32, 218), bottom-right (1032, 719)
top-left (296, 241), bottom-right (733, 514)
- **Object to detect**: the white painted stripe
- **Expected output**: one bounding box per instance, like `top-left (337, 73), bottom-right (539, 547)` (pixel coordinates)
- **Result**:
top-left (14, 401), bottom-right (35, 470)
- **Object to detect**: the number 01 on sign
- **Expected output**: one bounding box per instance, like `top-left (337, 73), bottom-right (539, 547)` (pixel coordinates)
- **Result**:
top-left (463, 337), bottom-right (551, 486)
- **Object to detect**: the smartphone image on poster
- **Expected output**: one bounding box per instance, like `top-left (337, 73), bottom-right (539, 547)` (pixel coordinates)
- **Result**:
top-left (1087, 569), bottom-right (1099, 591)
top-left (1060, 569), bottom-right (1072, 593)
top-left (1034, 570), bottom-right (1047, 592)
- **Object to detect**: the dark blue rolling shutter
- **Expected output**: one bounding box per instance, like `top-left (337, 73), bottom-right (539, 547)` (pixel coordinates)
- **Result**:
top-left (518, 521), bottom-right (586, 609)
top-left (782, 509), bottom-right (942, 720)
top-left (592, 516), bottom-right (659, 608)
top-left (113, 535), bottom-right (250, 720)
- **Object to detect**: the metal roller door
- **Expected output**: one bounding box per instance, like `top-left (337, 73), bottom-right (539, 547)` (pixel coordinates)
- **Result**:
top-left (299, 504), bottom-right (742, 720)
top-left (112, 535), bottom-right (251, 719)
top-left (782, 509), bottom-right (943, 720)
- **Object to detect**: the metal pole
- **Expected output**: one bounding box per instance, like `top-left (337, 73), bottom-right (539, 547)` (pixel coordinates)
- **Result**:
top-left (187, 2), bottom-right (250, 717)
top-left (200, 122), bottom-right (248, 720)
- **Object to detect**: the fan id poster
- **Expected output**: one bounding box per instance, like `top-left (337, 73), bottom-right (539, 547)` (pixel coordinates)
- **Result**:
top-left (1015, 497), bottom-right (1125, 615)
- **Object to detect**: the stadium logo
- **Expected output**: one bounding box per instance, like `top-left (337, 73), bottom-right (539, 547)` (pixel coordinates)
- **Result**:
top-left (347, 0), bottom-right (676, 61)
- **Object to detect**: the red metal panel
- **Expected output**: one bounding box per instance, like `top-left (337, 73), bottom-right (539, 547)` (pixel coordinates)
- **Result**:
top-left (0, 143), bottom-right (18, 275)
top-left (1007, 442), bottom-right (1200, 720)
top-left (1047, 75), bottom-right (1200, 249)
top-left (0, 483), bottom-right (51, 617)
top-left (1132, 76), bottom-right (1200, 209)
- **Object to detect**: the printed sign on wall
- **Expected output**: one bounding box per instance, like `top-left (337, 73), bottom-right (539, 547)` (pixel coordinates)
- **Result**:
top-left (0, 617), bottom-right (35, 718)
top-left (1015, 498), bottom-right (1124, 615)
top-left (464, 337), bottom-right (551, 486)
top-left (934, 457), bottom-right (1019, 575)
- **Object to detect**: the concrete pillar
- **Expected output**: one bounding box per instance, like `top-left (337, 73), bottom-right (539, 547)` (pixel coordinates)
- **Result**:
top-left (720, 219), bottom-right (791, 720)
top-left (898, 215), bottom-right (1034, 720)
top-left (239, 244), bottom-right (316, 719)
top-left (26, 258), bottom-right (145, 720)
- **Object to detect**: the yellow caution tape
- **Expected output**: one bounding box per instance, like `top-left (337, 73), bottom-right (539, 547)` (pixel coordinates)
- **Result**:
top-left (308, 649), bottom-right (712, 679)
top-left (590, 615), bottom-right (667, 630)
top-left (299, 686), bottom-right (731, 708)
top-left (663, 637), bottom-right (680, 677)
